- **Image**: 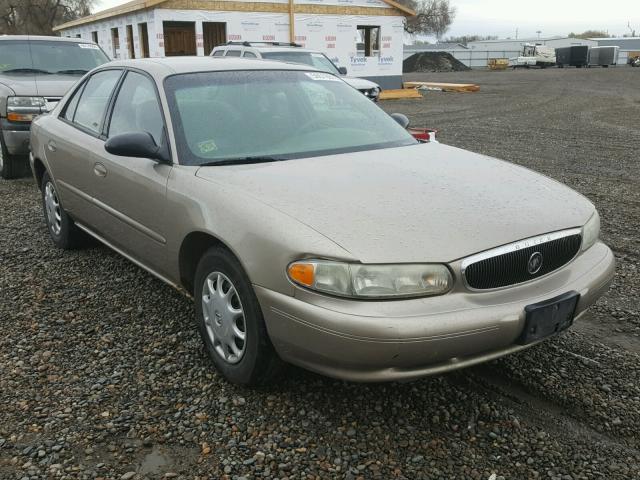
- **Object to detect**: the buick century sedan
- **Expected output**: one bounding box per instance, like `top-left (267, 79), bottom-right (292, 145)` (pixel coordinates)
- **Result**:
top-left (30, 57), bottom-right (614, 385)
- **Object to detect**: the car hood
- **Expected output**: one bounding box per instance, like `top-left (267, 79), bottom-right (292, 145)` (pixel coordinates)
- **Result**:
top-left (195, 143), bottom-right (594, 263)
top-left (0, 73), bottom-right (82, 97)
top-left (342, 76), bottom-right (379, 90)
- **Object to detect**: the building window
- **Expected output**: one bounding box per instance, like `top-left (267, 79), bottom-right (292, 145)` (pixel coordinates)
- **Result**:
top-left (356, 25), bottom-right (380, 57)
top-left (91, 31), bottom-right (98, 44)
top-left (126, 24), bottom-right (135, 58)
top-left (138, 23), bottom-right (150, 58)
top-left (111, 27), bottom-right (120, 58)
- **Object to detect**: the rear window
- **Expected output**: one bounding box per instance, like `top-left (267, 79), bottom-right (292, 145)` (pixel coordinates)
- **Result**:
top-left (0, 40), bottom-right (109, 75)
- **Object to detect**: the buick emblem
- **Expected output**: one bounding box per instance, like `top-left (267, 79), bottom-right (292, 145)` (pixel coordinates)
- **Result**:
top-left (527, 252), bottom-right (543, 275)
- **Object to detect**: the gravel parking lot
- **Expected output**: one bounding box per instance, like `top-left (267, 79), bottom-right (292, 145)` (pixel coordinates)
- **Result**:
top-left (1, 67), bottom-right (639, 480)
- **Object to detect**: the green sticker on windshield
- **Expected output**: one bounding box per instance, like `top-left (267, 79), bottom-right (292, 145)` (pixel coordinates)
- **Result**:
top-left (197, 139), bottom-right (218, 154)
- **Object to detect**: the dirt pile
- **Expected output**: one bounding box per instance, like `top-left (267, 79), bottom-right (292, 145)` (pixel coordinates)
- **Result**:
top-left (403, 52), bottom-right (470, 73)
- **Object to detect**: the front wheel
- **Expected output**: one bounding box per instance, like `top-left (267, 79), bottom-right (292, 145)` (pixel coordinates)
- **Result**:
top-left (194, 247), bottom-right (282, 385)
top-left (41, 171), bottom-right (86, 249)
top-left (0, 132), bottom-right (25, 179)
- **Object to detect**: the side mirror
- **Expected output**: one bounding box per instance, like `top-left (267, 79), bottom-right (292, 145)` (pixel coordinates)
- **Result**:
top-left (337, 66), bottom-right (347, 75)
top-left (104, 131), bottom-right (170, 163)
top-left (390, 113), bottom-right (410, 129)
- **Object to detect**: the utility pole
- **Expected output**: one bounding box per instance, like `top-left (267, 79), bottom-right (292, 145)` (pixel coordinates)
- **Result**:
top-left (515, 28), bottom-right (518, 39)
top-left (536, 30), bottom-right (542, 39)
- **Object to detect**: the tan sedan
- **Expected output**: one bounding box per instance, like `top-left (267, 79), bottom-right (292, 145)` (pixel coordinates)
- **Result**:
top-left (29, 57), bottom-right (615, 385)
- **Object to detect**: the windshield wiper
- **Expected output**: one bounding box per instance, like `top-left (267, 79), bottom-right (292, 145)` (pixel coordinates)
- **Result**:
top-left (2, 68), bottom-right (52, 74)
top-left (56, 69), bottom-right (89, 75)
top-left (199, 156), bottom-right (288, 167)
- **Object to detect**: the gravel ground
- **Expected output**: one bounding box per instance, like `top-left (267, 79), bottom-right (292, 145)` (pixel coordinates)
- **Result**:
top-left (1, 67), bottom-right (639, 480)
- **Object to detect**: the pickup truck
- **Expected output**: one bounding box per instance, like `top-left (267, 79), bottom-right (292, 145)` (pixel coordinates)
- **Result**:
top-left (0, 35), bottom-right (109, 178)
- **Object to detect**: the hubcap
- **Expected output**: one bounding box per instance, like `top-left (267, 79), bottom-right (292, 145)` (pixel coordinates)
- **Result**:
top-left (201, 271), bottom-right (246, 364)
top-left (44, 182), bottom-right (62, 236)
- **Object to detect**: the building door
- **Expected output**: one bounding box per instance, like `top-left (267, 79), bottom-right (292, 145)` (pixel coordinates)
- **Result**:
top-left (138, 23), bottom-right (150, 58)
top-left (126, 24), bottom-right (135, 58)
top-left (163, 21), bottom-right (197, 56)
top-left (203, 22), bottom-right (226, 56)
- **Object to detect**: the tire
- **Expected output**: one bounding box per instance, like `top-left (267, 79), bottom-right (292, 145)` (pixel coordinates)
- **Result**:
top-left (194, 246), bottom-right (282, 385)
top-left (40, 171), bottom-right (85, 249)
top-left (0, 131), bottom-right (25, 179)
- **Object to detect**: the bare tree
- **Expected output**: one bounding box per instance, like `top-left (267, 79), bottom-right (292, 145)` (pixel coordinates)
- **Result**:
top-left (400, 0), bottom-right (456, 37)
top-left (0, 0), bottom-right (94, 35)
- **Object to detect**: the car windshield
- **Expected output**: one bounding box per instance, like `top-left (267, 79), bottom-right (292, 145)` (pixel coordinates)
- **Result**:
top-left (261, 51), bottom-right (342, 75)
top-left (164, 70), bottom-right (416, 165)
top-left (0, 40), bottom-right (109, 75)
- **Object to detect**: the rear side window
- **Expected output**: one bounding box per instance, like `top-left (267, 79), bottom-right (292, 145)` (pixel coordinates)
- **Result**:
top-left (211, 50), bottom-right (225, 57)
top-left (108, 71), bottom-right (164, 145)
top-left (73, 70), bottom-right (122, 134)
top-left (225, 50), bottom-right (242, 57)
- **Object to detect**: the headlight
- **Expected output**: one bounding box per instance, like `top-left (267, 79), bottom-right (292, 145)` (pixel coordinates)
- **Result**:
top-left (581, 211), bottom-right (600, 251)
top-left (287, 260), bottom-right (453, 299)
top-left (7, 96), bottom-right (46, 109)
top-left (7, 96), bottom-right (46, 122)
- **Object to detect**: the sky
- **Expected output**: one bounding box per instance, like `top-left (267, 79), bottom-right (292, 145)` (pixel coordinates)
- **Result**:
top-left (94, 0), bottom-right (640, 39)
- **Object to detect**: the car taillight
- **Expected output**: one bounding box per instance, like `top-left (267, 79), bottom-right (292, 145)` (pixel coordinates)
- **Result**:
top-left (408, 127), bottom-right (437, 141)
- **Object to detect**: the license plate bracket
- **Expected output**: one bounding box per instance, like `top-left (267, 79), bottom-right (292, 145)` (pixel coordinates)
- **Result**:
top-left (517, 291), bottom-right (580, 345)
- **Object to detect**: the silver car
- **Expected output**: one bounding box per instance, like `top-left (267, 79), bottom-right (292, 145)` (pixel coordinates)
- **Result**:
top-left (210, 41), bottom-right (382, 101)
top-left (29, 57), bottom-right (615, 385)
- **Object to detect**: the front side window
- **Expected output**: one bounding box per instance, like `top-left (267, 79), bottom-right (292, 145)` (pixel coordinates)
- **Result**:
top-left (108, 71), bottom-right (164, 145)
top-left (225, 49), bottom-right (242, 57)
top-left (211, 50), bottom-right (225, 57)
top-left (164, 70), bottom-right (415, 166)
top-left (243, 51), bottom-right (257, 58)
top-left (0, 40), bottom-right (109, 74)
top-left (73, 70), bottom-right (122, 134)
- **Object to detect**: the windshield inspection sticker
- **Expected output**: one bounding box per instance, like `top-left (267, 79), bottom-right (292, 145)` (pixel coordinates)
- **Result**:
top-left (78, 43), bottom-right (99, 49)
top-left (305, 72), bottom-right (341, 82)
top-left (197, 139), bottom-right (218, 154)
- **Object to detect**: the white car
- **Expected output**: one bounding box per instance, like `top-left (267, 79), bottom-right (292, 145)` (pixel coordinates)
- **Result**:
top-left (210, 41), bottom-right (381, 101)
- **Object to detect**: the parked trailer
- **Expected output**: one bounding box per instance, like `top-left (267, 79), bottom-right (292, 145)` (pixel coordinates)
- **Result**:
top-left (556, 46), bottom-right (589, 68)
top-left (588, 46), bottom-right (620, 67)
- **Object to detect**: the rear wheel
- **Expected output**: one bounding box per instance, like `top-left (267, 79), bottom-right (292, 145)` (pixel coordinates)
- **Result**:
top-left (41, 171), bottom-right (85, 249)
top-left (194, 247), bottom-right (282, 385)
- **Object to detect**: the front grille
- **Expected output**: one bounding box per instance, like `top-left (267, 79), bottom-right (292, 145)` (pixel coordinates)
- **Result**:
top-left (463, 231), bottom-right (582, 290)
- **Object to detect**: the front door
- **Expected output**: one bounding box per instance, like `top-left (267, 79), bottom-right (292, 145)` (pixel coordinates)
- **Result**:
top-left (45, 69), bottom-right (123, 223)
top-left (89, 70), bottom-right (172, 276)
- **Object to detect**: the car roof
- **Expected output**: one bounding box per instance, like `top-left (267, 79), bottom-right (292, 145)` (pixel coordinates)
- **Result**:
top-left (103, 56), bottom-right (320, 77)
top-left (0, 34), bottom-right (96, 44)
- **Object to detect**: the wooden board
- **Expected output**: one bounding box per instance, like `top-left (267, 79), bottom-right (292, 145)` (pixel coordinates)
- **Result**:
top-left (403, 81), bottom-right (480, 93)
top-left (379, 89), bottom-right (423, 100)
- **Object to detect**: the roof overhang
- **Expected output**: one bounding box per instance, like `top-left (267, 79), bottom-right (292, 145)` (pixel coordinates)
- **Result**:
top-left (53, 0), bottom-right (414, 31)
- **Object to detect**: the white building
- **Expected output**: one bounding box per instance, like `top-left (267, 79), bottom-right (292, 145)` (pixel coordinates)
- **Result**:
top-left (53, 0), bottom-right (414, 88)
top-left (466, 36), bottom-right (597, 52)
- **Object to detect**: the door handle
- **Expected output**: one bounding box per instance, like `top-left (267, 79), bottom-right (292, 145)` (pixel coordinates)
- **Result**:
top-left (93, 162), bottom-right (107, 177)
top-left (47, 140), bottom-right (56, 152)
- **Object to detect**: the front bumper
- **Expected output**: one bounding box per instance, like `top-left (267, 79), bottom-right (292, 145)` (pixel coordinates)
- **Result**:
top-left (256, 242), bottom-right (615, 382)
top-left (1, 119), bottom-right (31, 156)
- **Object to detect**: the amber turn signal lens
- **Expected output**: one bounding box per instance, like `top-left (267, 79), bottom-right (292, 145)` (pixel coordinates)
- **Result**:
top-left (7, 112), bottom-right (35, 122)
top-left (287, 262), bottom-right (315, 287)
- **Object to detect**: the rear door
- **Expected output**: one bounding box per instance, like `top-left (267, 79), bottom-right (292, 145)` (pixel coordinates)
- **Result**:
top-left (89, 69), bottom-right (172, 275)
top-left (45, 69), bottom-right (123, 222)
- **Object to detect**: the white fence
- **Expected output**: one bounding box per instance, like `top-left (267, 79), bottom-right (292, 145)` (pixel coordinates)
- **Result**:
top-left (404, 48), bottom-right (633, 68)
